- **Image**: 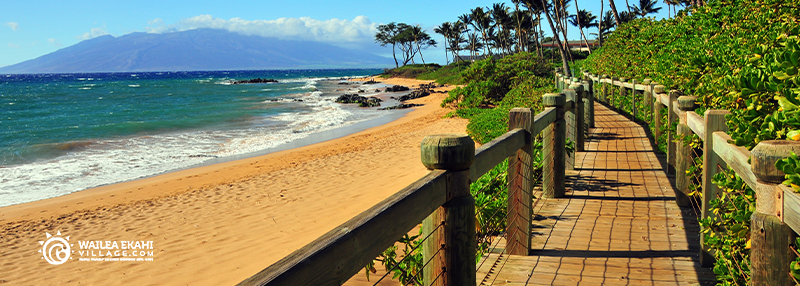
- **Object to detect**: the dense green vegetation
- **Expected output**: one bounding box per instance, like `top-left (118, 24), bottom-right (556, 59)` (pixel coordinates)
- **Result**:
top-left (583, 0), bottom-right (800, 284)
top-left (379, 62), bottom-right (469, 85)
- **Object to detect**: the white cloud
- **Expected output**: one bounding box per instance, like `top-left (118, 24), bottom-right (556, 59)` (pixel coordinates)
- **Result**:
top-left (48, 38), bottom-right (62, 47)
top-left (145, 15), bottom-right (378, 48)
top-left (5, 22), bottom-right (19, 31)
top-left (8, 43), bottom-right (20, 48)
top-left (77, 27), bottom-right (109, 40)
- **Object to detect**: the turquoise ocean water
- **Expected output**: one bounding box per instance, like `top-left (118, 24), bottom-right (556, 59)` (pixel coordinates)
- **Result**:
top-left (0, 69), bottom-right (401, 207)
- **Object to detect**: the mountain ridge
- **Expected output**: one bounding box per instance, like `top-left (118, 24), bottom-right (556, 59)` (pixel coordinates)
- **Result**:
top-left (0, 29), bottom-right (391, 73)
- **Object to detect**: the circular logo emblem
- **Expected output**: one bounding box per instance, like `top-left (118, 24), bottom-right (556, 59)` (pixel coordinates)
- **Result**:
top-left (39, 231), bottom-right (71, 265)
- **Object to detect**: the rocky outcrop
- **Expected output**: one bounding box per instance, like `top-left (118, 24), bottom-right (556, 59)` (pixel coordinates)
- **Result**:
top-left (335, 94), bottom-right (382, 107)
top-left (232, 78), bottom-right (278, 84)
top-left (378, 103), bottom-right (423, 110)
top-left (391, 89), bottom-right (431, 101)
top-left (385, 85), bottom-right (410, 92)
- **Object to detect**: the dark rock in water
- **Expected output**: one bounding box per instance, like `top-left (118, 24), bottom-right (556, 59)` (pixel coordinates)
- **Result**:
top-left (335, 94), bottom-right (382, 107)
top-left (418, 82), bottom-right (444, 90)
top-left (375, 89), bottom-right (381, 92)
top-left (379, 103), bottom-right (423, 110)
top-left (363, 80), bottom-right (379, 84)
top-left (338, 82), bottom-right (350, 85)
top-left (358, 90), bottom-right (365, 93)
top-left (385, 85), bottom-right (410, 92)
top-left (359, 97), bottom-right (382, 107)
top-left (232, 78), bottom-right (278, 84)
top-left (397, 90), bottom-right (431, 101)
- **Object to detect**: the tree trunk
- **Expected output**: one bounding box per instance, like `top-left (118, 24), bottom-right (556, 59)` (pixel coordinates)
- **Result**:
top-left (579, 29), bottom-right (592, 54)
top-left (608, 0), bottom-right (622, 27)
top-left (625, 0), bottom-right (631, 14)
top-left (417, 41), bottom-right (427, 69)
top-left (541, 0), bottom-right (571, 77)
top-left (599, 0), bottom-right (604, 47)
top-left (392, 42), bottom-right (399, 68)
top-left (444, 38), bottom-right (450, 65)
top-left (574, 1), bottom-right (591, 54)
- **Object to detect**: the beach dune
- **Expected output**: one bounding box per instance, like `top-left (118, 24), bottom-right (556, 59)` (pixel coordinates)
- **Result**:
top-left (0, 78), bottom-right (467, 285)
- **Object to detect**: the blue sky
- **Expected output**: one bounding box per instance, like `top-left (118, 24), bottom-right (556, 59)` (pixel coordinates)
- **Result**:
top-left (0, 0), bottom-right (672, 68)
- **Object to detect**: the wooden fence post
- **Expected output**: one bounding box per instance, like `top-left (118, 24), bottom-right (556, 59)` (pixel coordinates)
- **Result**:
top-left (643, 79), bottom-right (652, 123)
top-left (674, 96), bottom-right (696, 207)
top-left (666, 90), bottom-right (680, 175)
top-left (421, 134), bottom-right (476, 286)
top-left (631, 79), bottom-right (638, 121)
top-left (652, 85), bottom-right (665, 149)
top-left (573, 84), bottom-right (585, 152)
top-left (700, 110), bottom-right (729, 267)
top-left (583, 80), bottom-right (595, 128)
top-left (601, 75), bottom-right (609, 103)
top-left (564, 86), bottom-right (578, 170)
top-left (506, 108), bottom-right (534, 255)
top-left (617, 77), bottom-right (628, 114)
top-left (749, 141), bottom-right (800, 286)
top-left (543, 93), bottom-right (566, 198)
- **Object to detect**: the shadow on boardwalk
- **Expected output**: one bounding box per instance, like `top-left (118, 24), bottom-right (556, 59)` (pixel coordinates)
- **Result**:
top-left (478, 102), bottom-right (717, 286)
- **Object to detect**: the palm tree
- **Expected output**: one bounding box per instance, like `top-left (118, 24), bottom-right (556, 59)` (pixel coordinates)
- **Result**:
top-left (407, 25), bottom-right (436, 68)
top-left (521, 0), bottom-right (545, 57)
top-left (434, 22), bottom-right (452, 64)
top-left (540, 0), bottom-right (571, 76)
top-left (569, 9), bottom-right (597, 54)
top-left (467, 32), bottom-right (484, 59)
top-left (608, 0), bottom-right (623, 27)
top-left (619, 11), bottom-right (638, 23)
top-left (491, 3), bottom-right (514, 55)
top-left (470, 7), bottom-right (494, 56)
top-left (448, 22), bottom-right (468, 62)
top-left (630, 0), bottom-right (662, 17)
top-left (599, 11), bottom-right (616, 40)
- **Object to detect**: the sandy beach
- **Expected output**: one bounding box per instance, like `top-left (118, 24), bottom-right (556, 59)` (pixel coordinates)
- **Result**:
top-left (0, 77), bottom-right (467, 285)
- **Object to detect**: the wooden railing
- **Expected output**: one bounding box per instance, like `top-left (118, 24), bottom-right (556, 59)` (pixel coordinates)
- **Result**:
top-left (574, 71), bottom-right (800, 286)
top-left (237, 84), bottom-right (593, 285)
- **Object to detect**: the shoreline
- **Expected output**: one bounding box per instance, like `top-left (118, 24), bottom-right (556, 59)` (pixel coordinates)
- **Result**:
top-left (0, 77), bottom-right (467, 285)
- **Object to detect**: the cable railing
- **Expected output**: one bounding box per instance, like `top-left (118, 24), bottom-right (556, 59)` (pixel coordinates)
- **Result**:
top-left (578, 70), bottom-right (800, 286)
top-left (236, 77), bottom-right (591, 285)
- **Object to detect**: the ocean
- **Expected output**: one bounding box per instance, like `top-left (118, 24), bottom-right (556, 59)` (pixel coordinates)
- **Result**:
top-left (0, 69), bottom-right (408, 207)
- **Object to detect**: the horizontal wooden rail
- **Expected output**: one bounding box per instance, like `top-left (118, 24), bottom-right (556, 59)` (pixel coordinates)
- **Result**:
top-left (687, 112), bottom-right (705, 139)
top-left (238, 170), bottom-right (449, 286)
top-left (784, 188), bottom-right (800, 234)
top-left (470, 128), bottom-right (529, 181)
top-left (712, 132), bottom-right (758, 191)
top-left (533, 107), bottom-right (557, 136)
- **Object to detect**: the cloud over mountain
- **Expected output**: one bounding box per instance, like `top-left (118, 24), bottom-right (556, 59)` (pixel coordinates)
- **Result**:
top-left (145, 15), bottom-right (377, 49)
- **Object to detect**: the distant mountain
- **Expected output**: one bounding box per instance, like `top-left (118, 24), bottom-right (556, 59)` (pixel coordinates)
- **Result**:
top-left (0, 29), bottom-right (392, 73)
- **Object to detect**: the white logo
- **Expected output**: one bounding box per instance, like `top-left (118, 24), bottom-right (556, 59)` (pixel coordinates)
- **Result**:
top-left (39, 231), bottom-right (72, 265)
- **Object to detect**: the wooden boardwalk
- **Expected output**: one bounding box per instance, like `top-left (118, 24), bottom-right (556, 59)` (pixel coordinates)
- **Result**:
top-left (477, 103), bottom-right (718, 285)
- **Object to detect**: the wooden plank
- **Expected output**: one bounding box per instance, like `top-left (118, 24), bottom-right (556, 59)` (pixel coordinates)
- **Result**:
top-left (238, 170), bottom-right (449, 286)
top-left (673, 101), bottom-right (686, 124)
top-left (469, 128), bottom-right (528, 181)
top-left (784, 187), bottom-right (800, 234)
top-left (532, 107), bottom-right (556, 136)
top-left (686, 112), bottom-right (705, 138)
top-left (712, 132), bottom-right (757, 190)
top-left (658, 93), bottom-right (670, 107)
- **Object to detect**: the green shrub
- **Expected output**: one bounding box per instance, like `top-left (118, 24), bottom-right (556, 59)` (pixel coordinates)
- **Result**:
top-left (442, 52), bottom-right (552, 109)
